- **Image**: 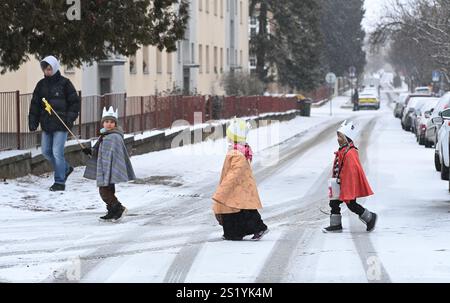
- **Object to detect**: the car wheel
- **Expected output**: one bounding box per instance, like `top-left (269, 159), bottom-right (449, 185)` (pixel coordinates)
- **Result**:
top-left (448, 175), bottom-right (450, 192)
top-left (419, 135), bottom-right (425, 145)
top-left (441, 159), bottom-right (449, 181)
top-left (435, 152), bottom-right (442, 172)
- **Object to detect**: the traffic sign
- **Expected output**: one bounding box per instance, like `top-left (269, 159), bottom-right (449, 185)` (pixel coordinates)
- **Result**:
top-left (326, 72), bottom-right (337, 85)
top-left (349, 66), bottom-right (356, 78)
top-left (432, 70), bottom-right (441, 82)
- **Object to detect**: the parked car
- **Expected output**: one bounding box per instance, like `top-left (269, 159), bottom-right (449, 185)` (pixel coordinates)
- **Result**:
top-left (400, 94), bottom-right (432, 120)
top-left (425, 92), bottom-right (450, 148)
top-left (401, 96), bottom-right (435, 131)
top-left (357, 92), bottom-right (380, 110)
top-left (413, 98), bottom-right (439, 145)
top-left (432, 108), bottom-right (450, 180)
top-left (364, 87), bottom-right (380, 98)
top-left (394, 92), bottom-right (409, 118)
top-left (415, 86), bottom-right (432, 95)
top-left (409, 98), bottom-right (436, 134)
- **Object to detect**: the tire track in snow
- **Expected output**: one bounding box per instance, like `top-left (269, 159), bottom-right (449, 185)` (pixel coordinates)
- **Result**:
top-left (162, 120), bottom-right (348, 283)
top-left (41, 118), bottom-right (344, 282)
top-left (349, 104), bottom-right (392, 283)
top-left (255, 116), bottom-right (388, 283)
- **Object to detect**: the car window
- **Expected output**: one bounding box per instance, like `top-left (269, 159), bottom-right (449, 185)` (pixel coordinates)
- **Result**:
top-left (407, 98), bottom-right (421, 109)
top-left (399, 93), bottom-right (409, 104)
top-left (422, 100), bottom-right (440, 112)
top-left (432, 94), bottom-right (450, 118)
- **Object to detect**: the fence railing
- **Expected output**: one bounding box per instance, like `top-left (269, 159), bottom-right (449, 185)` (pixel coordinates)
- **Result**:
top-left (0, 92), bottom-right (301, 151)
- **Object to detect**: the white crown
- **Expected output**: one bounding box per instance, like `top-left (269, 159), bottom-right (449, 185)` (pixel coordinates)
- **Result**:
top-left (337, 120), bottom-right (357, 142)
top-left (102, 106), bottom-right (119, 119)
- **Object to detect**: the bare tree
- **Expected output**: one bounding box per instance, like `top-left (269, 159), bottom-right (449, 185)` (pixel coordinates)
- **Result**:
top-left (370, 0), bottom-right (450, 84)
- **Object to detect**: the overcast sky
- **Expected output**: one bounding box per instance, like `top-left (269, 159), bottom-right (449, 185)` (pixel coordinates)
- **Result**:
top-left (363, 0), bottom-right (415, 32)
top-left (363, 0), bottom-right (391, 31)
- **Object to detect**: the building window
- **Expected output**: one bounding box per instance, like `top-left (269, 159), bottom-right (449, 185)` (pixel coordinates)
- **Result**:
top-left (199, 44), bottom-right (203, 73)
top-left (199, 0), bottom-right (202, 11)
top-left (220, 48), bottom-right (224, 73)
top-left (240, 1), bottom-right (243, 24)
top-left (156, 50), bottom-right (162, 74)
top-left (240, 50), bottom-right (243, 67)
top-left (250, 57), bottom-right (256, 68)
top-left (177, 41), bottom-right (181, 63)
top-left (64, 66), bottom-right (75, 74)
top-left (143, 46), bottom-right (149, 74)
top-left (220, 0), bottom-right (224, 18)
top-left (250, 27), bottom-right (257, 38)
top-left (227, 0), bottom-right (229, 12)
top-left (191, 43), bottom-right (195, 64)
top-left (130, 54), bottom-right (137, 74)
top-left (167, 52), bottom-right (173, 74)
top-left (250, 16), bottom-right (257, 26)
top-left (235, 50), bottom-right (238, 66)
top-left (214, 0), bottom-right (218, 16)
top-left (214, 46), bottom-right (218, 74)
top-left (206, 45), bottom-right (210, 73)
top-left (206, 0), bottom-right (209, 13)
top-left (235, 0), bottom-right (237, 15)
top-left (227, 48), bottom-right (230, 66)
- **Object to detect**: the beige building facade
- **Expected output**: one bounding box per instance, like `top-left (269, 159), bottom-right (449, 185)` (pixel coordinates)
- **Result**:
top-left (0, 0), bottom-right (249, 97)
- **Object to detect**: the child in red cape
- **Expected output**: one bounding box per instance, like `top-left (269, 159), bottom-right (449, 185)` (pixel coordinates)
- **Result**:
top-left (323, 121), bottom-right (378, 233)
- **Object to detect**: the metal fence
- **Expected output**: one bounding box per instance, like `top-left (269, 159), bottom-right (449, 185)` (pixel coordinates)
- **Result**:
top-left (0, 91), bottom-right (300, 151)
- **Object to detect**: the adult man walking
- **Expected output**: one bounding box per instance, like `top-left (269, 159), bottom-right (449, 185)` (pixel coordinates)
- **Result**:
top-left (28, 56), bottom-right (80, 191)
top-left (352, 89), bottom-right (359, 111)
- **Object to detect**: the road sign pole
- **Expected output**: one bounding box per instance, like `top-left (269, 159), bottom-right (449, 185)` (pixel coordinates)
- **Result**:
top-left (330, 84), bottom-right (333, 116)
top-left (325, 72), bottom-right (337, 116)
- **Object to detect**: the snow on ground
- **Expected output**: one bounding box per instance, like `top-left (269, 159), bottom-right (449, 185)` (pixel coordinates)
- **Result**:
top-left (0, 94), bottom-right (351, 282)
top-left (283, 92), bottom-right (450, 283)
top-left (0, 150), bottom-right (30, 161)
top-left (2, 90), bottom-right (449, 283)
top-left (0, 100), bottom-right (345, 214)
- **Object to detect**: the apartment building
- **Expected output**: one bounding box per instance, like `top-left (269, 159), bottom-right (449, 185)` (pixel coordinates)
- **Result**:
top-left (0, 0), bottom-right (249, 97)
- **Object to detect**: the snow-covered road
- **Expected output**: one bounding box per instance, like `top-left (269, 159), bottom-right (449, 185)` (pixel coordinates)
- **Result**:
top-left (1, 90), bottom-right (449, 283)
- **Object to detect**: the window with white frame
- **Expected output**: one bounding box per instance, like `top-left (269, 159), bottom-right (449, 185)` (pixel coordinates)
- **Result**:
top-left (130, 54), bottom-right (137, 74)
top-left (156, 50), bottom-right (162, 74)
top-left (199, 44), bottom-right (203, 73)
top-left (220, 48), bottom-right (224, 72)
top-left (143, 46), bottom-right (149, 74)
top-left (167, 52), bottom-right (172, 74)
top-left (206, 45), bottom-right (210, 73)
top-left (214, 46), bottom-right (218, 74)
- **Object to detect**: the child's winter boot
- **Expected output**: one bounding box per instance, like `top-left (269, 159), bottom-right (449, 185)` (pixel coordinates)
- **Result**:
top-left (359, 209), bottom-right (377, 232)
top-left (251, 228), bottom-right (269, 241)
top-left (322, 214), bottom-right (343, 233)
top-left (111, 203), bottom-right (128, 222)
top-left (99, 205), bottom-right (115, 221)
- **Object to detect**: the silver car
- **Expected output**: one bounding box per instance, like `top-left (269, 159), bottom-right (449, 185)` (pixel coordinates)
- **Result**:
top-left (425, 92), bottom-right (450, 148)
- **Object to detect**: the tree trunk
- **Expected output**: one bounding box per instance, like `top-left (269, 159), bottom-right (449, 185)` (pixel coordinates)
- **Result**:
top-left (256, 2), bottom-right (268, 83)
